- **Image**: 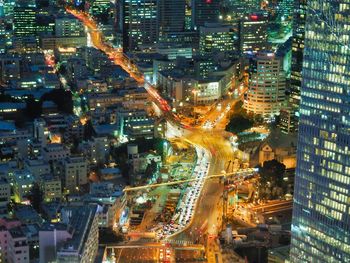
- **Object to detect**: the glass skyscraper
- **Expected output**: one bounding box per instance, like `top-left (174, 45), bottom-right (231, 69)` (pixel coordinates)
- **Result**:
top-left (290, 0), bottom-right (350, 261)
top-left (118, 0), bottom-right (158, 51)
top-left (289, 0), bottom-right (307, 129)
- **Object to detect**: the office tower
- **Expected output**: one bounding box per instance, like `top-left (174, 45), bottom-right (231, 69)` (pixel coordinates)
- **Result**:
top-left (199, 23), bottom-right (238, 55)
top-left (290, 0), bottom-right (350, 261)
top-left (88, 0), bottom-right (111, 18)
top-left (289, 0), bottom-right (307, 120)
top-left (244, 52), bottom-right (286, 119)
top-left (36, 14), bottom-right (55, 36)
top-left (157, 0), bottom-right (185, 38)
top-left (191, 0), bottom-right (221, 29)
top-left (13, 2), bottom-right (37, 37)
top-left (55, 15), bottom-right (85, 37)
top-left (276, 0), bottom-right (294, 25)
top-left (239, 13), bottom-right (268, 54)
top-left (0, 1), bottom-right (4, 18)
top-left (224, 0), bottom-right (261, 19)
top-left (118, 0), bottom-right (158, 52)
top-left (185, 1), bottom-right (192, 30)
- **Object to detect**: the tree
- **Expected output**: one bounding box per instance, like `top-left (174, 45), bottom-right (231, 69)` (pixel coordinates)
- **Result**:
top-left (28, 183), bottom-right (43, 213)
top-left (258, 159), bottom-right (286, 200)
top-left (144, 160), bottom-right (158, 178)
top-left (41, 88), bottom-right (73, 114)
top-left (226, 115), bottom-right (254, 134)
top-left (25, 96), bottom-right (42, 119)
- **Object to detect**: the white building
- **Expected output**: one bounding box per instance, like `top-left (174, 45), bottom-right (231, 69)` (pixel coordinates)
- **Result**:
top-left (40, 175), bottom-right (62, 202)
top-left (244, 52), bottom-right (286, 119)
top-left (42, 144), bottom-right (70, 162)
top-left (0, 226), bottom-right (30, 263)
top-left (24, 159), bottom-right (50, 181)
top-left (63, 156), bottom-right (88, 192)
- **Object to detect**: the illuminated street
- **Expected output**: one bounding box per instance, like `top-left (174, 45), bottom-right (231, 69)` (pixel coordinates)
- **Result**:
top-left (67, 7), bottom-right (257, 263)
top-left (1, 0), bottom-right (344, 262)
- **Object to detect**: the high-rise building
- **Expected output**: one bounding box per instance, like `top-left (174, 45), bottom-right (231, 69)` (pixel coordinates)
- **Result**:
top-left (244, 52), bottom-right (286, 119)
top-left (157, 0), bottom-right (186, 37)
top-left (118, 0), bottom-right (158, 52)
top-left (199, 23), bottom-right (238, 55)
top-left (87, 0), bottom-right (111, 18)
top-left (13, 2), bottom-right (37, 37)
top-left (290, 0), bottom-right (350, 261)
top-left (191, 0), bottom-right (221, 29)
top-left (288, 0), bottom-right (307, 124)
top-left (224, 0), bottom-right (261, 20)
top-left (55, 15), bottom-right (85, 37)
top-left (239, 13), bottom-right (268, 54)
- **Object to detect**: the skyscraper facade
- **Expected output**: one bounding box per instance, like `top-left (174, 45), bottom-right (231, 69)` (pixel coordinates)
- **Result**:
top-left (244, 52), bottom-right (286, 119)
top-left (157, 0), bottom-right (186, 37)
top-left (239, 13), bottom-right (268, 54)
top-left (191, 0), bottom-right (221, 29)
top-left (289, 0), bottom-right (307, 119)
top-left (118, 0), bottom-right (158, 52)
top-left (13, 3), bottom-right (37, 37)
top-left (199, 23), bottom-right (238, 55)
top-left (290, 0), bottom-right (350, 261)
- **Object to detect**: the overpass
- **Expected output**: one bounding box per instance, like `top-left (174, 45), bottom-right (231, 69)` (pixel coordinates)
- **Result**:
top-left (102, 242), bottom-right (205, 251)
top-left (123, 168), bottom-right (258, 192)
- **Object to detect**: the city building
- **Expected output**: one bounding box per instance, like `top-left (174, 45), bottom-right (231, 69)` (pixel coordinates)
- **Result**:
top-left (13, 2), bottom-right (37, 37)
top-left (39, 174), bottom-right (62, 202)
top-left (10, 170), bottom-right (35, 203)
top-left (39, 205), bottom-right (98, 263)
top-left (79, 136), bottom-right (110, 165)
top-left (224, 0), bottom-right (261, 19)
top-left (117, 108), bottom-right (155, 140)
top-left (0, 224), bottom-right (30, 263)
top-left (239, 13), bottom-right (268, 54)
top-left (87, 0), bottom-right (111, 18)
top-left (63, 156), bottom-right (88, 192)
top-left (66, 57), bottom-right (88, 84)
top-left (42, 144), bottom-right (70, 162)
top-left (117, 0), bottom-right (158, 51)
top-left (191, 0), bottom-right (220, 29)
top-left (290, 0), bottom-right (350, 261)
top-left (157, 0), bottom-right (186, 37)
top-left (199, 23), bottom-right (238, 55)
top-left (0, 177), bottom-right (10, 211)
top-left (288, 0), bottom-right (307, 130)
top-left (279, 108), bottom-right (297, 134)
top-left (24, 159), bottom-right (50, 181)
top-left (56, 205), bottom-right (99, 263)
top-left (33, 118), bottom-right (47, 147)
top-left (0, 54), bottom-right (22, 84)
top-left (244, 52), bottom-right (286, 119)
top-left (55, 15), bottom-right (85, 37)
top-left (258, 131), bottom-right (297, 168)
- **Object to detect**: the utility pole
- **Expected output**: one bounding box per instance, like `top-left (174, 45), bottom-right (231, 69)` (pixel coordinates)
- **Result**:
top-left (222, 177), bottom-right (228, 230)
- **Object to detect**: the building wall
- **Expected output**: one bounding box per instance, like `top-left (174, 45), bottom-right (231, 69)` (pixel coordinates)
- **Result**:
top-left (39, 229), bottom-right (72, 263)
top-left (244, 53), bottom-right (286, 119)
top-left (64, 157), bottom-right (88, 192)
top-left (290, 0), bottom-right (350, 261)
